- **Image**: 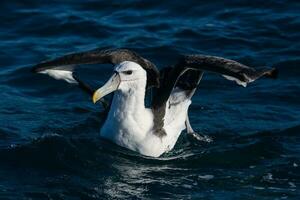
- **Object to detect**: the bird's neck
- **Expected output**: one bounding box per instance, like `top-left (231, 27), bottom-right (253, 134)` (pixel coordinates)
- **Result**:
top-left (101, 80), bottom-right (155, 153)
top-left (111, 81), bottom-right (147, 119)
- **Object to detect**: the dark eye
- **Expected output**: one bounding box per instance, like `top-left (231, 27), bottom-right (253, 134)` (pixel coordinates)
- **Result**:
top-left (123, 70), bottom-right (133, 75)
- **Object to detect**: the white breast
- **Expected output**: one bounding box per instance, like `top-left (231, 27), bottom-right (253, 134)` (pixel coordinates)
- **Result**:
top-left (101, 86), bottom-right (191, 157)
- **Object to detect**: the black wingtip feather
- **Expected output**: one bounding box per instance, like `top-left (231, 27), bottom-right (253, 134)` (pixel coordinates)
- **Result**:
top-left (31, 64), bottom-right (40, 73)
top-left (265, 68), bottom-right (278, 79)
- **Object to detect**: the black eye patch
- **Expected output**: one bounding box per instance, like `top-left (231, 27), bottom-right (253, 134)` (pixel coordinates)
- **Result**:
top-left (123, 70), bottom-right (133, 75)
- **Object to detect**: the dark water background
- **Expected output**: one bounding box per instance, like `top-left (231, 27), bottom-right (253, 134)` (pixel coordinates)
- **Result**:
top-left (0, 0), bottom-right (300, 199)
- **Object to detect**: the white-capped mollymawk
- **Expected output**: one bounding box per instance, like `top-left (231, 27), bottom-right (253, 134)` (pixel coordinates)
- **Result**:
top-left (32, 48), bottom-right (277, 157)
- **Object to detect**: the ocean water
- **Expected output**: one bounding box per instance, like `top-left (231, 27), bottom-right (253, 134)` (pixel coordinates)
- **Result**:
top-left (0, 0), bottom-right (300, 199)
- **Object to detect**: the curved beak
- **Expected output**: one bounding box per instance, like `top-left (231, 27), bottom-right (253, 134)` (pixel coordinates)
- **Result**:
top-left (92, 73), bottom-right (120, 104)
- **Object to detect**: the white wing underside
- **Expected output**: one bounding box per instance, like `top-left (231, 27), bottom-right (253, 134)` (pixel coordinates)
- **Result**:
top-left (161, 87), bottom-right (192, 151)
top-left (39, 69), bottom-right (78, 84)
top-left (222, 75), bottom-right (251, 87)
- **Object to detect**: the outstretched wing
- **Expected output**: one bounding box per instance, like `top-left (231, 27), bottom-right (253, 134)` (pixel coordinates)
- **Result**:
top-left (32, 48), bottom-right (160, 89)
top-left (153, 54), bottom-right (277, 108)
top-left (178, 54), bottom-right (277, 85)
top-left (151, 54), bottom-right (277, 137)
top-left (32, 48), bottom-right (160, 109)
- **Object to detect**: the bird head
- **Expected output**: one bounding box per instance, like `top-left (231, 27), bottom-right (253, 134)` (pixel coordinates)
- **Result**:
top-left (92, 61), bottom-right (147, 103)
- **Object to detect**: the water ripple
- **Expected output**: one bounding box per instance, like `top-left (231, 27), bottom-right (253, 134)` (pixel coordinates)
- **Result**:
top-left (0, 0), bottom-right (299, 199)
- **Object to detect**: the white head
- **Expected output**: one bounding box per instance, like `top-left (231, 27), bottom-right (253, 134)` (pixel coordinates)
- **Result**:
top-left (92, 61), bottom-right (147, 103)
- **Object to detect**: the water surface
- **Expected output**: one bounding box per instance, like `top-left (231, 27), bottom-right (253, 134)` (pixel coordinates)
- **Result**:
top-left (0, 0), bottom-right (299, 199)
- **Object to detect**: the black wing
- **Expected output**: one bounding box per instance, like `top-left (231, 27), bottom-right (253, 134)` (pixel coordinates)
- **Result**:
top-left (153, 54), bottom-right (277, 108)
top-left (150, 55), bottom-right (277, 137)
top-left (32, 48), bottom-right (160, 89)
top-left (179, 54), bottom-right (277, 83)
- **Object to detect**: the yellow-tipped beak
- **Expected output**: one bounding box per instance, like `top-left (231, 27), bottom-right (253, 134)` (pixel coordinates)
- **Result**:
top-left (92, 92), bottom-right (101, 104)
top-left (92, 73), bottom-right (120, 104)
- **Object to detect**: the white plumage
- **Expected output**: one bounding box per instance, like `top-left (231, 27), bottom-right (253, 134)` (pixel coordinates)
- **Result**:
top-left (33, 48), bottom-right (276, 157)
top-left (100, 62), bottom-right (190, 157)
top-left (39, 69), bottom-right (78, 84)
top-left (39, 62), bottom-right (192, 157)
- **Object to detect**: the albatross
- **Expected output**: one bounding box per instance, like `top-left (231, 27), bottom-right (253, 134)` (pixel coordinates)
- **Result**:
top-left (32, 48), bottom-right (277, 157)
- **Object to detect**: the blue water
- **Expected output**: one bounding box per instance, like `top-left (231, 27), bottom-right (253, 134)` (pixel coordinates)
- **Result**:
top-left (0, 0), bottom-right (300, 199)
